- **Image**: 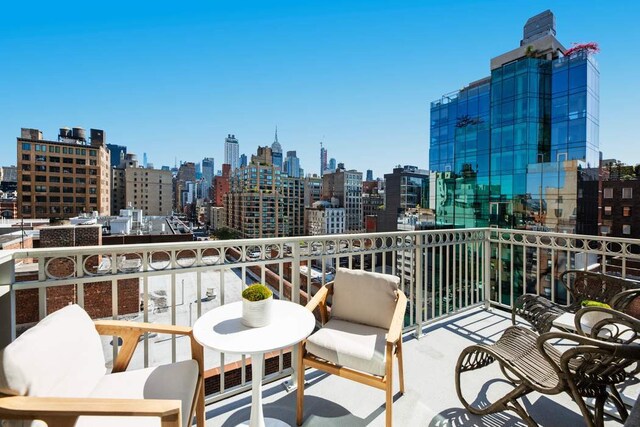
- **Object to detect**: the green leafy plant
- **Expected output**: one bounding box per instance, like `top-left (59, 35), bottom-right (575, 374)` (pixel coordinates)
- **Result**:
top-left (242, 284), bottom-right (273, 301)
top-left (581, 300), bottom-right (611, 309)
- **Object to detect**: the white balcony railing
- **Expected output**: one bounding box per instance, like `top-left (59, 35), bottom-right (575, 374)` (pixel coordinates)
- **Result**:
top-left (1, 228), bottom-right (639, 405)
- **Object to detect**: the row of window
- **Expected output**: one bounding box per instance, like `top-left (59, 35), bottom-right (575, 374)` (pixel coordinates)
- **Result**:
top-left (22, 143), bottom-right (97, 157)
top-left (21, 154), bottom-right (97, 166)
top-left (22, 164), bottom-right (98, 174)
top-left (601, 225), bottom-right (632, 236)
top-left (603, 206), bottom-right (633, 217)
top-left (22, 195), bottom-right (98, 203)
top-left (21, 185), bottom-right (97, 194)
top-left (22, 176), bottom-right (98, 185)
top-left (603, 187), bottom-right (633, 199)
top-left (22, 205), bottom-right (98, 214)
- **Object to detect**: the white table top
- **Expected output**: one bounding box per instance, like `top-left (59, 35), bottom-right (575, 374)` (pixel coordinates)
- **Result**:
top-left (193, 300), bottom-right (315, 355)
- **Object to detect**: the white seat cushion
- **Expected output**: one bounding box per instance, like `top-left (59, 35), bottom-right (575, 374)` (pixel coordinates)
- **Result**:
top-left (331, 268), bottom-right (399, 330)
top-left (0, 304), bottom-right (106, 398)
top-left (305, 319), bottom-right (388, 376)
top-left (74, 359), bottom-right (199, 427)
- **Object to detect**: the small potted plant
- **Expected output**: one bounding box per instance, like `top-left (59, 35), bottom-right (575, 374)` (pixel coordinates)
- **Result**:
top-left (580, 300), bottom-right (612, 328)
top-left (241, 284), bottom-right (273, 327)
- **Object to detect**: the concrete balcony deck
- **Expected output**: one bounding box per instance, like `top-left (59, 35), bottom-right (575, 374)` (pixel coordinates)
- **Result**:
top-left (205, 307), bottom-right (635, 426)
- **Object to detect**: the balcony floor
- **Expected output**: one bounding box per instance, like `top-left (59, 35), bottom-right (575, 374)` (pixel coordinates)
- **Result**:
top-left (205, 306), bottom-right (635, 426)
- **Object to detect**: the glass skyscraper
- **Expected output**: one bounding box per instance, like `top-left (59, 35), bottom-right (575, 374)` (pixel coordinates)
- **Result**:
top-left (429, 10), bottom-right (599, 234)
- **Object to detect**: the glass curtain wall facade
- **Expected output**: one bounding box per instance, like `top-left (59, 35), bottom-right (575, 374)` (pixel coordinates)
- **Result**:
top-left (430, 80), bottom-right (490, 228)
top-left (430, 52), bottom-right (599, 233)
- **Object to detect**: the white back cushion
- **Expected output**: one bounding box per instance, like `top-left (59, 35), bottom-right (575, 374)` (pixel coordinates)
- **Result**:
top-left (0, 304), bottom-right (106, 397)
top-left (330, 268), bottom-right (400, 329)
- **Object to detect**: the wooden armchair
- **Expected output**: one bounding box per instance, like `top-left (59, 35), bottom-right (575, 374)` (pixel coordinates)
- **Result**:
top-left (0, 304), bottom-right (205, 427)
top-left (296, 268), bottom-right (407, 427)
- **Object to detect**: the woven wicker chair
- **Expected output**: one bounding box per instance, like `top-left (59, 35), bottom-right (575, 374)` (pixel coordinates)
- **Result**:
top-left (512, 270), bottom-right (639, 334)
top-left (455, 308), bottom-right (640, 427)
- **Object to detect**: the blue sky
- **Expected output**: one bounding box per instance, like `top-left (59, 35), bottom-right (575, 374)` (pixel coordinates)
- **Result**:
top-left (1, 1), bottom-right (638, 177)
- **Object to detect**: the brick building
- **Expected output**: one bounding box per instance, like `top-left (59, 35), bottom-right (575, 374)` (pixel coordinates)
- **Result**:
top-left (14, 224), bottom-right (139, 326)
top-left (600, 179), bottom-right (640, 238)
top-left (17, 127), bottom-right (111, 220)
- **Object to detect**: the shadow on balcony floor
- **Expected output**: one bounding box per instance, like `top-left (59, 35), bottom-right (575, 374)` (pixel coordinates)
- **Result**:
top-left (206, 306), bottom-right (631, 426)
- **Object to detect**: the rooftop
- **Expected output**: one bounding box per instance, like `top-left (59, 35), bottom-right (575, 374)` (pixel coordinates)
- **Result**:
top-left (206, 307), bottom-right (635, 426)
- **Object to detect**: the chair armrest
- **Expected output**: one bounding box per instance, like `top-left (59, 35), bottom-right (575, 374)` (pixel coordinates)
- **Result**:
top-left (611, 288), bottom-right (640, 313)
top-left (387, 291), bottom-right (407, 344)
top-left (94, 320), bottom-right (192, 337)
top-left (0, 396), bottom-right (180, 424)
top-left (306, 282), bottom-right (333, 324)
top-left (94, 320), bottom-right (204, 375)
top-left (574, 306), bottom-right (640, 343)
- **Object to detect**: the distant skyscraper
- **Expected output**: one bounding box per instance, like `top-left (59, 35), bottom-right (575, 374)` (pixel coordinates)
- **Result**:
top-left (284, 151), bottom-right (302, 178)
top-left (239, 154), bottom-right (247, 168)
top-left (366, 169), bottom-right (373, 181)
top-left (322, 165), bottom-right (363, 232)
top-left (224, 134), bottom-right (239, 170)
top-left (328, 158), bottom-right (337, 172)
top-left (195, 162), bottom-right (202, 179)
top-left (202, 157), bottom-right (215, 199)
top-left (106, 144), bottom-right (127, 168)
top-left (320, 143), bottom-right (327, 176)
top-left (143, 152), bottom-right (148, 168)
top-left (271, 126), bottom-right (283, 171)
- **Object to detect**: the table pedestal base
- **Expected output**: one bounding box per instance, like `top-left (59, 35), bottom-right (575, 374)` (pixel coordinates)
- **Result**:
top-left (238, 419), bottom-right (290, 427)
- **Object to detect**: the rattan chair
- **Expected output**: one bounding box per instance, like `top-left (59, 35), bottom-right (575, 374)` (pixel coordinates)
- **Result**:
top-left (456, 308), bottom-right (640, 427)
top-left (512, 270), bottom-right (639, 333)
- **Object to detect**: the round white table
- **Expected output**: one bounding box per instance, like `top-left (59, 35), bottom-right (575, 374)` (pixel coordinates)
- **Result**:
top-left (193, 300), bottom-right (315, 427)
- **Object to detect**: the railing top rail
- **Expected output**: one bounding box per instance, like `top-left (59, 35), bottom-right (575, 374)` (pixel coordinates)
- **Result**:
top-left (489, 228), bottom-right (640, 245)
top-left (3, 228), bottom-right (490, 260)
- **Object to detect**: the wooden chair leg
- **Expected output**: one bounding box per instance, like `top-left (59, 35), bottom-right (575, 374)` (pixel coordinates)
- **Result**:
top-left (397, 339), bottom-right (405, 394)
top-left (385, 342), bottom-right (393, 427)
top-left (195, 380), bottom-right (205, 427)
top-left (296, 343), bottom-right (305, 426)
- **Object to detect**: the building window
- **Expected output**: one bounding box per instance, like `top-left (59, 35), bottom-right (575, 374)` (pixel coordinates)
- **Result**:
top-left (623, 207), bottom-right (632, 217)
top-left (622, 188), bottom-right (633, 199)
top-left (603, 188), bottom-right (613, 199)
top-left (49, 176), bottom-right (60, 183)
top-left (604, 206), bottom-right (612, 216)
top-left (22, 164), bottom-right (31, 171)
top-left (623, 225), bottom-right (631, 235)
top-left (22, 154), bottom-right (30, 161)
top-left (22, 143), bottom-right (31, 150)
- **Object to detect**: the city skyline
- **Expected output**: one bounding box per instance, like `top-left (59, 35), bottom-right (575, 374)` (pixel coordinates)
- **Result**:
top-left (1, 2), bottom-right (639, 176)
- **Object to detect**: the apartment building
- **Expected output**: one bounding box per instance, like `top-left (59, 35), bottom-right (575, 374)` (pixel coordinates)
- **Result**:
top-left (17, 127), bottom-right (110, 219)
top-left (112, 153), bottom-right (173, 216)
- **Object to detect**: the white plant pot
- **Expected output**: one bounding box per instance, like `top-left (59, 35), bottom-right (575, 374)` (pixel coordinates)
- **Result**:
top-left (242, 296), bottom-right (272, 328)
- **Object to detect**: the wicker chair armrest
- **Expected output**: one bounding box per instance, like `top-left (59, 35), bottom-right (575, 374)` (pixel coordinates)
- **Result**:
top-left (610, 288), bottom-right (640, 314)
top-left (559, 270), bottom-right (579, 300)
top-left (574, 306), bottom-right (640, 342)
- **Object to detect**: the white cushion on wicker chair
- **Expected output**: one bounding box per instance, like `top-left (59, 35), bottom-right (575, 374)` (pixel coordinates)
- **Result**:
top-left (305, 319), bottom-right (388, 376)
top-left (331, 267), bottom-right (399, 330)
